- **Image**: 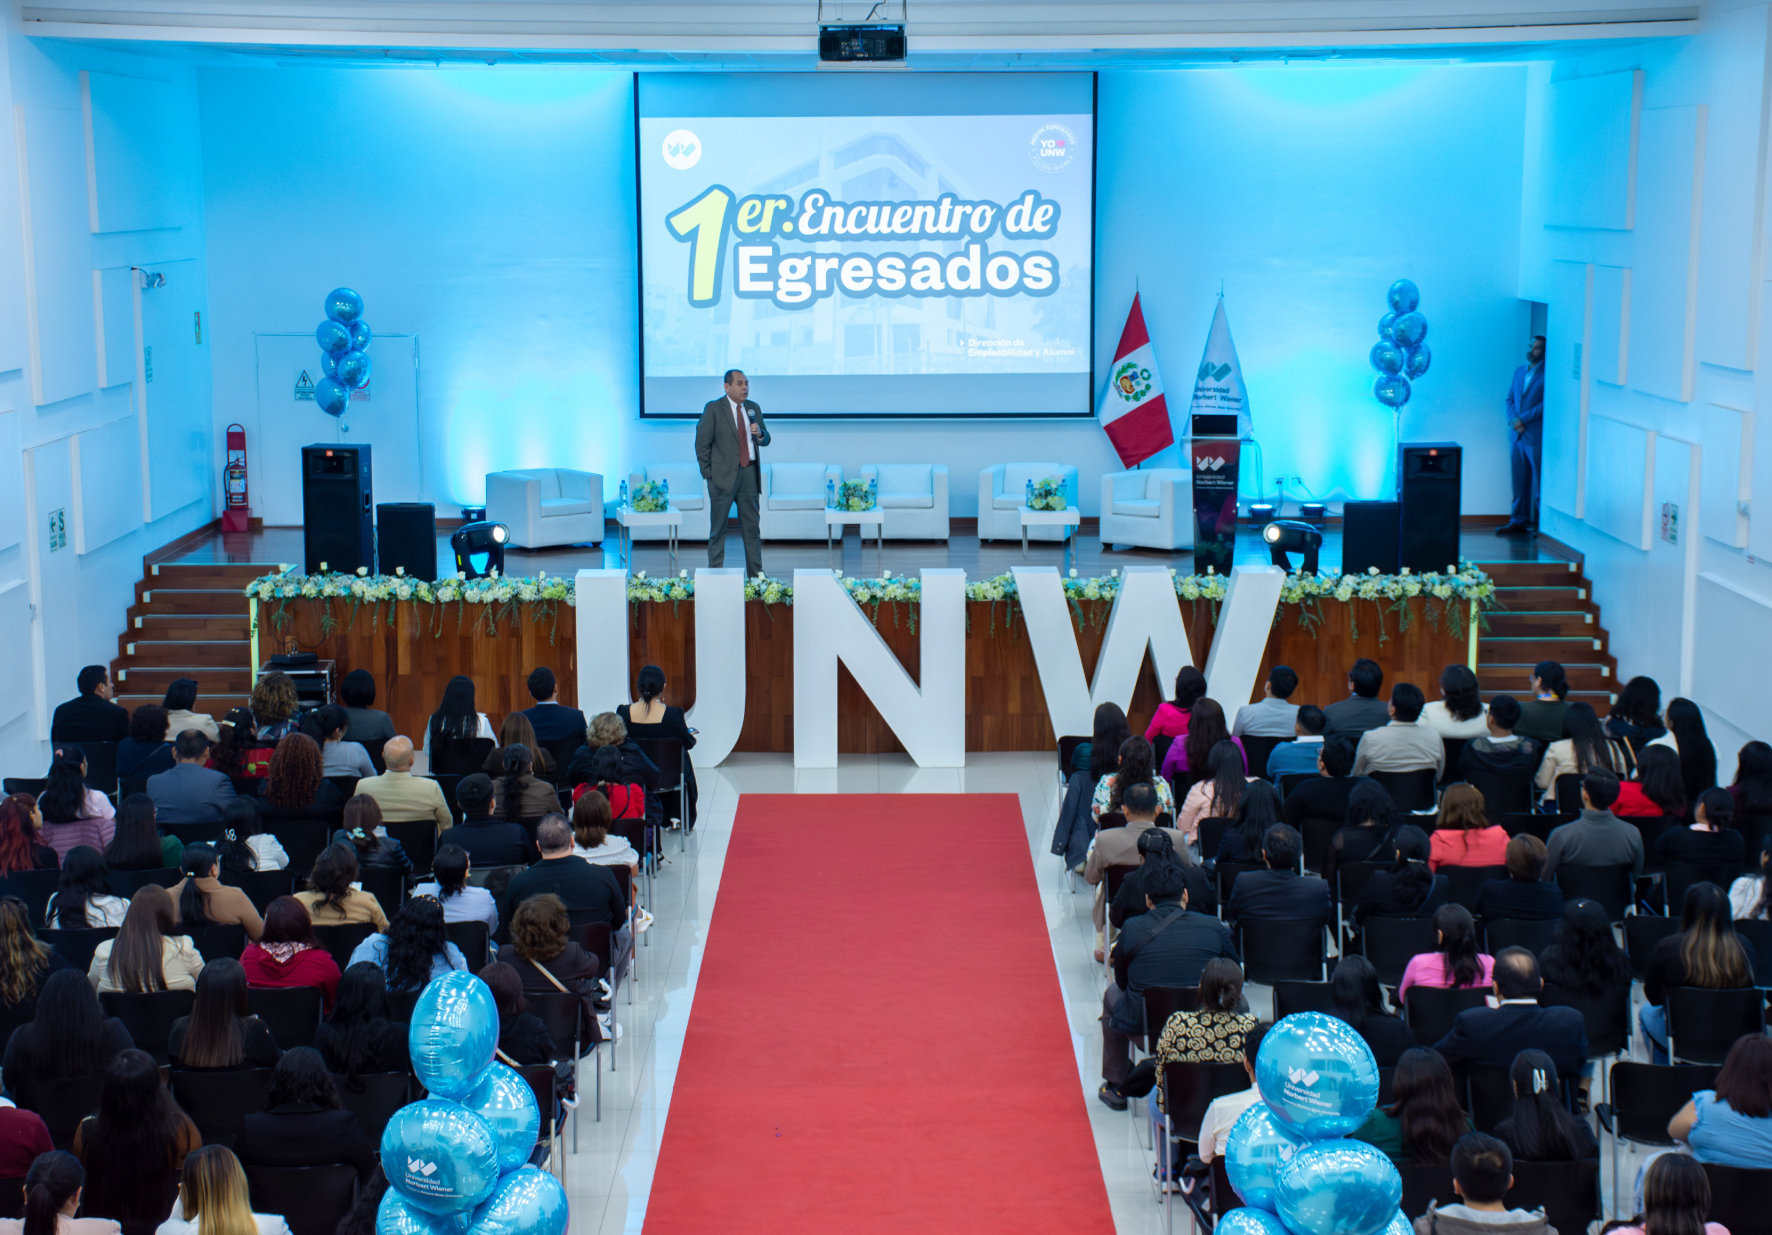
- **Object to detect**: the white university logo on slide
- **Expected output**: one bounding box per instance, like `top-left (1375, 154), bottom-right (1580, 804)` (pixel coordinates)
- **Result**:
top-left (1028, 123), bottom-right (1075, 171)
top-left (662, 129), bottom-right (702, 170)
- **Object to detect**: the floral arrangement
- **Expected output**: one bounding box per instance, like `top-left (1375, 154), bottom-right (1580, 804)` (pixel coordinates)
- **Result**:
top-left (630, 479), bottom-right (670, 513)
top-left (833, 479), bottom-right (877, 512)
top-left (1028, 477), bottom-right (1068, 512)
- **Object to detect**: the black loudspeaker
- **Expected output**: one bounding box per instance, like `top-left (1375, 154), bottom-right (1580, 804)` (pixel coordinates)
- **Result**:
top-left (1399, 442), bottom-right (1463, 574)
top-left (376, 503), bottom-right (437, 581)
top-left (301, 444), bottom-right (373, 575)
top-left (1342, 500), bottom-right (1401, 575)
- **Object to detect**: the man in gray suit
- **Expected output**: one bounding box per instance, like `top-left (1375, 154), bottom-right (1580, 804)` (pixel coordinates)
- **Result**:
top-left (147, 730), bottom-right (236, 824)
top-left (695, 369), bottom-right (771, 578)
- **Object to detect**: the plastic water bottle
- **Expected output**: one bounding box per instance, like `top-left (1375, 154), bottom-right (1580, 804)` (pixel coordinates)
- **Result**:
top-left (619, 479), bottom-right (628, 507)
top-left (660, 477), bottom-right (669, 503)
top-left (868, 477), bottom-right (877, 508)
top-left (827, 476), bottom-right (837, 509)
top-left (1025, 478), bottom-right (1034, 507)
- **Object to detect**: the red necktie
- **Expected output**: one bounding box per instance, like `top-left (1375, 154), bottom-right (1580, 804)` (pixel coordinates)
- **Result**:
top-left (735, 400), bottom-right (751, 466)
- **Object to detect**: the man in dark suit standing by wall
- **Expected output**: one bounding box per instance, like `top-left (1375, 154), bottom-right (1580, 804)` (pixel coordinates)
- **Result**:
top-left (1497, 334), bottom-right (1545, 537)
top-left (695, 369), bottom-right (771, 578)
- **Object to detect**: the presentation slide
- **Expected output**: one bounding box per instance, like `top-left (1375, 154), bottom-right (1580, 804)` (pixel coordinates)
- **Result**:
top-left (635, 73), bottom-right (1095, 418)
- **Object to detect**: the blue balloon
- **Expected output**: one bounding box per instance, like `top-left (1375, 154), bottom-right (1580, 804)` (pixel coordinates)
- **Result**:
top-left (376, 1189), bottom-right (468, 1235)
top-left (410, 971), bottom-right (499, 1100)
top-left (315, 377), bottom-right (350, 417)
top-left (381, 1100), bottom-right (500, 1216)
top-left (1255, 1013), bottom-right (1381, 1140)
top-left (1392, 311), bottom-right (1428, 348)
top-left (316, 319), bottom-right (352, 357)
top-left (1368, 342), bottom-right (1404, 376)
top-left (1380, 1211), bottom-right (1413, 1235)
top-left (1388, 280), bottom-right (1420, 314)
top-left (321, 350), bottom-right (339, 380)
top-left (1377, 311), bottom-right (1397, 342)
top-left (1405, 342), bottom-right (1432, 380)
top-left (1225, 1102), bottom-right (1309, 1211)
top-left (468, 1167), bottom-right (569, 1235)
top-left (350, 319), bottom-right (373, 351)
top-left (1373, 374), bottom-right (1412, 409)
top-left (326, 287), bottom-right (365, 325)
top-left (336, 349), bottom-right (372, 391)
top-left (1216, 1209), bottom-right (1291, 1235)
top-left (462, 1063), bottom-right (540, 1173)
top-left (1275, 1139), bottom-right (1403, 1235)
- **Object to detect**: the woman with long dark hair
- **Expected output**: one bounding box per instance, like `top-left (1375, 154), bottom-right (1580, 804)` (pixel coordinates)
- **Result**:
top-left (1177, 740), bottom-right (1255, 845)
top-left (337, 669), bottom-right (394, 747)
top-left (101, 793), bottom-right (179, 871)
top-left (1494, 1049), bottom-right (1597, 1161)
top-left (168, 844), bottom-right (263, 939)
top-left (114, 706), bottom-right (174, 782)
top-left (313, 704), bottom-right (373, 780)
top-left (411, 843), bottom-right (497, 933)
top-left (1656, 787), bottom-right (1747, 870)
top-left (1731, 834), bottom-right (1772, 921)
top-left (1421, 664), bottom-right (1488, 739)
top-left (1428, 783), bottom-right (1510, 869)
top-left (1641, 882), bottom-right (1756, 1063)
top-left (3, 1150), bottom-right (108, 1235)
top-left (347, 897), bottom-right (466, 992)
top-left (216, 798), bottom-right (286, 880)
top-left (424, 676), bottom-right (493, 773)
top-left (1731, 740), bottom-right (1772, 821)
top-left (259, 734), bottom-right (344, 824)
top-left (1160, 697), bottom-right (1242, 784)
top-left (484, 710), bottom-right (556, 779)
top-left (1082, 702), bottom-right (1132, 781)
top-left (1352, 825), bottom-right (1448, 926)
top-left (581, 745), bottom-right (646, 820)
top-left (1607, 675), bottom-right (1667, 753)
top-left (1094, 735), bottom-right (1175, 822)
top-left (1352, 1047), bottom-right (1474, 1164)
top-left (44, 846), bottom-right (126, 929)
top-left (331, 797), bottom-right (411, 874)
top-left (233, 1047), bottom-right (378, 1181)
top-left (168, 957), bottom-right (280, 1070)
top-left (36, 751), bottom-right (113, 862)
top-left (1216, 781), bottom-right (1282, 864)
top-left (90, 884), bottom-right (203, 994)
top-left (618, 663), bottom-right (700, 827)
top-left (1, 968), bottom-right (132, 1087)
top-left (240, 897), bottom-right (341, 1011)
top-left (1536, 701), bottom-right (1635, 803)
top-left (1324, 780), bottom-right (1401, 889)
top-left (1669, 1032), bottom-right (1772, 1166)
top-left (162, 677), bottom-right (218, 744)
top-left (1145, 666), bottom-right (1208, 744)
top-left (1398, 903), bottom-right (1493, 998)
top-left (209, 707), bottom-right (259, 780)
top-left (1538, 897), bottom-right (1631, 998)
top-left (0, 795), bottom-right (56, 876)
top-left (1327, 954), bottom-right (1416, 1068)
top-left (1652, 697), bottom-right (1719, 807)
top-left (314, 963), bottom-right (409, 1084)
top-left (490, 743), bottom-right (558, 822)
top-left (0, 898), bottom-right (56, 1017)
top-left (1616, 745), bottom-right (1689, 820)
top-left (71, 1048), bottom-right (200, 1228)
top-left (294, 843), bottom-right (387, 931)
top-left (1606, 1152), bottom-right (1721, 1235)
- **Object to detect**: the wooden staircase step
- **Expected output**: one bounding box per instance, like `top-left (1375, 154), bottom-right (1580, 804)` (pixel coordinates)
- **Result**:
top-left (116, 666), bottom-right (254, 695)
top-left (1477, 560), bottom-right (1583, 586)
top-left (1478, 662), bottom-right (1613, 692)
top-left (117, 693), bottom-right (251, 714)
top-left (1483, 611), bottom-right (1597, 638)
top-left (1490, 586), bottom-right (1593, 612)
top-left (132, 588), bottom-right (251, 615)
top-left (126, 614), bottom-right (251, 641)
top-left (147, 562), bottom-right (286, 589)
top-left (119, 640), bottom-right (250, 669)
top-left (1479, 634), bottom-right (1608, 657)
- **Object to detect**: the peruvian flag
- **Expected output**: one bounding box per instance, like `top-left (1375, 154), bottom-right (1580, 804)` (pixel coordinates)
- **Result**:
top-left (1096, 293), bottom-right (1174, 467)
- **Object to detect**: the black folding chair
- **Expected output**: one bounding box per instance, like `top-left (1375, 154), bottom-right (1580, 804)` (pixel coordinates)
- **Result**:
top-left (1216, 860), bottom-right (1265, 909)
top-left (1440, 864), bottom-right (1507, 911)
top-left (1240, 736), bottom-right (1287, 780)
top-left (247, 986), bottom-right (323, 1049)
top-left (172, 1067), bottom-right (274, 1146)
top-left (529, 991), bottom-right (600, 1137)
top-left (1554, 773), bottom-right (1584, 813)
top-left (1553, 863), bottom-right (1634, 921)
top-left (1630, 815), bottom-right (1682, 869)
top-left (163, 822), bottom-right (224, 848)
top-left (445, 919), bottom-right (491, 971)
top-left (514, 1063), bottom-right (563, 1179)
top-left (1482, 917), bottom-right (1559, 957)
top-left (1142, 986), bottom-right (1200, 1045)
top-left (79, 742), bottom-right (120, 796)
top-left (12, 1073), bottom-right (105, 1149)
top-left (1239, 919), bottom-right (1328, 984)
top-left (0, 779), bottom-right (45, 798)
top-left (0, 1176), bottom-right (22, 1219)
top-left (246, 1164), bottom-right (358, 1235)
top-left (324, 775), bottom-right (360, 802)
top-left (1159, 1061), bottom-right (1251, 1229)
top-left (362, 738), bottom-right (388, 775)
top-left (384, 818), bottom-right (437, 876)
top-left (100, 989), bottom-right (196, 1064)
top-left (1438, 739), bottom-right (1467, 787)
top-left (1403, 985), bottom-right (1488, 1046)
top-left (267, 822), bottom-right (329, 877)
top-left (428, 738), bottom-right (494, 778)
top-left (1300, 816), bottom-right (1341, 876)
top-left (1278, 772), bottom-right (1315, 799)
top-left (0, 870), bottom-right (60, 927)
top-left (1596, 1063), bottom-right (1720, 1218)
top-left (634, 737), bottom-right (685, 832)
top-left (1663, 862), bottom-right (1743, 911)
top-left (1736, 917), bottom-right (1772, 986)
top-left (1362, 916), bottom-right (1438, 988)
top-left (1462, 1068), bottom-right (1525, 1132)
top-left (358, 867), bottom-right (404, 922)
top-left (1333, 860), bottom-right (1390, 942)
top-left (1624, 913), bottom-right (1680, 980)
top-left (1497, 812), bottom-right (1569, 842)
top-left (1465, 767), bottom-right (1533, 817)
top-left (189, 923), bottom-right (247, 962)
top-left (108, 867), bottom-right (181, 900)
top-left (1540, 979), bottom-right (1631, 1059)
top-left (388, 990), bottom-right (420, 1023)
top-left (1509, 1158), bottom-right (1599, 1235)
top-left (1271, 981), bottom-right (1338, 1018)
top-left (312, 923), bottom-right (375, 974)
top-left (1369, 768), bottom-right (1437, 813)
top-left (330, 1071), bottom-right (411, 1145)
top-left (37, 927), bottom-right (117, 974)
top-left (1399, 1162), bottom-right (1458, 1219)
top-left (1701, 1162), bottom-right (1772, 1235)
top-left (1197, 818), bottom-right (1231, 860)
top-left (226, 869), bottom-right (295, 914)
top-left (1665, 985), bottom-right (1763, 1064)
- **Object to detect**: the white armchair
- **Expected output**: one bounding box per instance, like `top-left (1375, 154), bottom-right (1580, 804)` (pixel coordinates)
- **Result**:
top-left (858, 464), bottom-right (949, 540)
top-left (1099, 468), bottom-right (1192, 552)
top-left (759, 463), bottom-right (842, 540)
top-left (978, 463), bottom-right (1080, 541)
top-left (483, 468), bottom-right (604, 548)
top-left (627, 464), bottom-right (711, 543)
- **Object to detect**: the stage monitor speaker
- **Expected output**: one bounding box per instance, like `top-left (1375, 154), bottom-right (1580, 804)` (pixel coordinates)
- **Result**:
top-left (301, 444), bottom-right (373, 575)
top-left (376, 503), bottom-right (436, 581)
top-left (1342, 500), bottom-right (1400, 576)
top-left (1399, 442), bottom-right (1462, 574)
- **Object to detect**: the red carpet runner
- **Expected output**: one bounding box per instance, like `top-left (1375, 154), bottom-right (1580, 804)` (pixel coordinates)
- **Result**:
top-left (643, 793), bottom-right (1116, 1233)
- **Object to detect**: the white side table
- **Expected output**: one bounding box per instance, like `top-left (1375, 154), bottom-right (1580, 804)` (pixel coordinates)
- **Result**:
top-left (1019, 505), bottom-right (1082, 572)
top-left (615, 505), bottom-right (682, 569)
top-left (826, 507), bottom-right (885, 563)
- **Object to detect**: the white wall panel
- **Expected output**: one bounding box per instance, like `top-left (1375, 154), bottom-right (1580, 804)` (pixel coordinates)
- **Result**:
top-left (16, 105), bottom-right (95, 406)
top-left (1629, 105), bottom-right (1705, 404)
top-left (139, 259), bottom-right (208, 518)
top-left (0, 409), bottom-right (21, 553)
top-left (1693, 573), bottom-right (1772, 746)
top-left (0, 581), bottom-right (33, 731)
top-left (1544, 260), bottom-right (1589, 518)
top-left (1695, 5), bottom-right (1770, 371)
top-left (1545, 70), bottom-right (1641, 230)
top-left (1585, 414), bottom-right (1654, 549)
top-left (71, 415), bottom-right (141, 554)
top-left (1590, 265), bottom-right (1630, 386)
top-left (81, 71), bottom-right (185, 234)
top-left (93, 265), bottom-right (133, 388)
top-left (1701, 403), bottom-right (1750, 548)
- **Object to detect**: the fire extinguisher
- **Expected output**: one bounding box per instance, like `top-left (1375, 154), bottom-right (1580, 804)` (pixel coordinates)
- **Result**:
top-left (222, 423), bottom-right (250, 532)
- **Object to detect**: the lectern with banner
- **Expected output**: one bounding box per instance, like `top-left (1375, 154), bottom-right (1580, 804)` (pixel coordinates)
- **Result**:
top-left (1188, 413), bottom-right (1240, 575)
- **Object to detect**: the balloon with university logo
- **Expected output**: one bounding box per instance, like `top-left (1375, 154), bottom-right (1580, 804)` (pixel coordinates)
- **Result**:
top-left (1275, 1138), bottom-right (1403, 1235)
top-left (380, 1100), bottom-right (500, 1216)
top-left (1254, 1012), bottom-right (1380, 1140)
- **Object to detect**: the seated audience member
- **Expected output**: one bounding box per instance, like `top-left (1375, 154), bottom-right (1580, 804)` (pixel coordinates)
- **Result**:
top-left (1098, 862), bottom-right (1237, 1110)
top-left (1231, 666), bottom-right (1302, 738)
top-left (208, 708), bottom-right (258, 781)
top-left (115, 706), bottom-right (175, 783)
top-left (1413, 1133), bottom-right (1556, 1235)
top-left (412, 844), bottom-right (498, 934)
top-left (1615, 744), bottom-right (1688, 819)
top-left (1082, 702), bottom-right (1133, 781)
top-left (1327, 955), bottom-right (1416, 1068)
top-left (0, 1149), bottom-right (105, 1233)
top-left (485, 711), bottom-right (557, 780)
top-left (37, 752), bottom-right (115, 861)
top-left (1195, 1022), bottom-right (1271, 1165)
top-left (1641, 881), bottom-right (1756, 1063)
top-left (1352, 825), bottom-right (1448, 927)
top-left (619, 663), bottom-right (700, 825)
top-left (89, 885), bottom-right (204, 994)
top-left (167, 958), bottom-right (281, 1070)
top-left (1536, 897), bottom-right (1631, 1000)
top-left (103, 793), bottom-right (181, 871)
top-left (257, 734), bottom-right (345, 825)
top-left (314, 963), bottom-right (410, 1082)
top-left (147, 731), bottom-right (236, 826)
top-left (447, 774), bottom-right (533, 867)
top-left (1456, 693), bottom-right (1542, 793)
top-left (1352, 683), bottom-right (1445, 778)
top-left (1144, 669), bottom-right (1207, 744)
top-left (71, 1049), bottom-right (201, 1229)
top-left (1324, 780), bottom-right (1400, 889)
top-left (315, 705), bottom-right (375, 779)
top-left (1668, 1032), bottom-right (1772, 1168)
top-left (1730, 739), bottom-right (1772, 820)
top-left (1225, 823), bottom-right (1330, 931)
top-left (1513, 662), bottom-right (1571, 747)
top-left (1109, 827), bottom-right (1215, 928)
top-left (1215, 782), bottom-right (1284, 866)
top-left (0, 898), bottom-right (58, 1019)
top-left (520, 667), bottom-right (588, 745)
top-left (1731, 834), bottom-right (1772, 920)
top-left (1158, 699), bottom-right (1242, 784)
top-left (1267, 705), bottom-right (1327, 784)
top-left (295, 843), bottom-right (389, 931)
top-left (1606, 675), bottom-right (1667, 755)
top-left (332, 797), bottom-right (412, 875)
top-left (1472, 834), bottom-right (1563, 923)
top-left (479, 961), bottom-right (561, 1067)
top-left (45, 845), bottom-right (128, 928)
top-left (50, 665), bottom-right (129, 745)
top-left (1323, 658), bottom-right (1391, 740)
top-left (337, 669), bottom-right (395, 748)
top-left (1432, 947), bottom-right (1588, 1080)
top-left (1535, 701), bottom-right (1635, 806)
top-left (1654, 697), bottom-right (1720, 806)
top-left (1421, 664), bottom-right (1489, 740)
top-left (491, 743), bottom-right (559, 822)
top-left (502, 815), bottom-right (630, 979)
top-left (1493, 1048), bottom-right (1597, 1161)
top-left (567, 713), bottom-right (661, 814)
top-left (1146, 957), bottom-right (1257, 1156)
top-left (424, 676), bottom-right (494, 770)
top-left (1281, 736), bottom-right (1361, 839)
top-left (1656, 787), bottom-right (1746, 870)
top-left (348, 896), bottom-right (467, 991)
top-left (1428, 784), bottom-right (1510, 871)
top-left (169, 844), bottom-right (264, 940)
top-left (1354, 1047), bottom-right (1473, 1163)
top-left (156, 1144), bottom-right (292, 1235)
top-left (1398, 904), bottom-right (1493, 999)
top-left (495, 893), bottom-right (610, 1042)
top-left (576, 747), bottom-right (647, 820)
top-left (1087, 781), bottom-right (1188, 955)
top-left (232, 1047), bottom-right (377, 1181)
top-left (1542, 768), bottom-right (1643, 879)
top-left (216, 799), bottom-right (286, 875)
top-left (241, 896), bottom-right (341, 1011)
top-left (2, 969), bottom-right (133, 1090)
top-left (572, 795), bottom-right (640, 886)
top-left (1605, 1152), bottom-right (1726, 1235)
top-left (0, 794), bottom-right (57, 875)
top-left (249, 673), bottom-right (302, 745)
top-left (1178, 740), bottom-right (1257, 843)
top-left (352, 737), bottom-right (452, 834)
top-left (1099, 736), bottom-right (1178, 822)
